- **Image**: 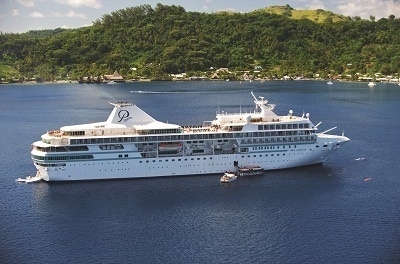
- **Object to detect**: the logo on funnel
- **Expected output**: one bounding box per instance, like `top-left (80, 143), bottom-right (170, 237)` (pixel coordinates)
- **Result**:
top-left (118, 110), bottom-right (130, 122)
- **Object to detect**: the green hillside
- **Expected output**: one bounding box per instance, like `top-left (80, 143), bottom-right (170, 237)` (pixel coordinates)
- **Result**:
top-left (255, 5), bottom-right (351, 23)
top-left (0, 4), bottom-right (399, 81)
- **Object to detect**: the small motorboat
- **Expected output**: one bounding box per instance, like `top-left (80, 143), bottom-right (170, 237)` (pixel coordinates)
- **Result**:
top-left (220, 172), bottom-right (237, 183)
top-left (16, 177), bottom-right (27, 183)
top-left (26, 175), bottom-right (42, 183)
top-left (16, 173), bottom-right (42, 183)
top-left (354, 157), bottom-right (365, 161)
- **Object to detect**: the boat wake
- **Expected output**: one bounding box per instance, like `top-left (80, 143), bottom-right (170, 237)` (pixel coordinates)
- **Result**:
top-left (130, 90), bottom-right (211, 94)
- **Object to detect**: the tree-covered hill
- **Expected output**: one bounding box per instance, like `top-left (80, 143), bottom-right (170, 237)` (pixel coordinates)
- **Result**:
top-left (0, 4), bottom-right (399, 81)
top-left (254, 5), bottom-right (351, 23)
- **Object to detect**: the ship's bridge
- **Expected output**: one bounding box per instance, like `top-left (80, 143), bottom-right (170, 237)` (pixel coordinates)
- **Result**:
top-left (212, 91), bottom-right (279, 126)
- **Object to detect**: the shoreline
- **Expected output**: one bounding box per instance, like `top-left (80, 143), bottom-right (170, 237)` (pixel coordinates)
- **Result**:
top-left (1, 78), bottom-right (400, 85)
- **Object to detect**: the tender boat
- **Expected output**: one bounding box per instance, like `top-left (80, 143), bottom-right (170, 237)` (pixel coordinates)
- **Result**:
top-left (220, 172), bottom-right (237, 183)
top-left (16, 173), bottom-right (42, 183)
top-left (368, 82), bottom-right (376, 87)
top-left (237, 166), bottom-right (264, 176)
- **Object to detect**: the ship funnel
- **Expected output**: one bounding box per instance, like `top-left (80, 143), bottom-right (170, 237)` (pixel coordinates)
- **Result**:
top-left (107, 102), bottom-right (156, 126)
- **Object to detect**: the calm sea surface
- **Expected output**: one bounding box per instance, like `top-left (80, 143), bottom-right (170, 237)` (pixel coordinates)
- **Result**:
top-left (1, 81), bottom-right (399, 263)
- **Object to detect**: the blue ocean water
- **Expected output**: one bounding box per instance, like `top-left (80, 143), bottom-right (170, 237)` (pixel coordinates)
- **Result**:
top-left (0, 80), bottom-right (399, 263)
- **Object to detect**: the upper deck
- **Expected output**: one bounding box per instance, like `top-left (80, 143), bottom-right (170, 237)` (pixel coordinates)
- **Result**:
top-left (38, 92), bottom-right (317, 145)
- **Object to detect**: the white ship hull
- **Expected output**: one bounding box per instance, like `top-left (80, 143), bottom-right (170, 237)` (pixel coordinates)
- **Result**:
top-left (35, 136), bottom-right (347, 181)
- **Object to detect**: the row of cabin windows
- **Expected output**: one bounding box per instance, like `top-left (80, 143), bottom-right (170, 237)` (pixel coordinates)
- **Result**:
top-left (136, 128), bottom-right (183, 135)
top-left (64, 128), bottom-right (184, 136)
top-left (31, 154), bottom-right (94, 161)
top-left (34, 146), bottom-right (89, 152)
top-left (99, 144), bottom-right (124, 150)
top-left (35, 162), bottom-right (66, 167)
top-left (253, 130), bottom-right (312, 137)
top-left (137, 153), bottom-right (290, 164)
top-left (140, 157), bottom-right (213, 163)
top-left (64, 131), bottom-right (85, 136)
top-left (35, 144), bottom-right (124, 153)
top-left (69, 130), bottom-right (314, 146)
top-left (243, 154), bottom-right (285, 157)
top-left (241, 136), bottom-right (315, 144)
top-left (258, 123), bottom-right (310, 130)
top-left (252, 145), bottom-right (296, 150)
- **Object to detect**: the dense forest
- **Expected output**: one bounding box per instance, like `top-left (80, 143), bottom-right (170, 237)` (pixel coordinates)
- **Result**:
top-left (1, 4), bottom-right (400, 81)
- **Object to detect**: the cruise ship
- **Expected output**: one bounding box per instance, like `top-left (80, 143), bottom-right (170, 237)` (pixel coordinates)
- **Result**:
top-left (31, 92), bottom-right (349, 181)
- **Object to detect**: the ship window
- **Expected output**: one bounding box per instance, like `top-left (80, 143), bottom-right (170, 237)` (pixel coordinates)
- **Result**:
top-left (178, 159), bottom-right (181, 161)
top-left (99, 144), bottom-right (124, 150)
top-left (118, 154), bottom-right (122, 158)
top-left (65, 131), bottom-right (85, 136)
top-left (258, 125), bottom-right (263, 130)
